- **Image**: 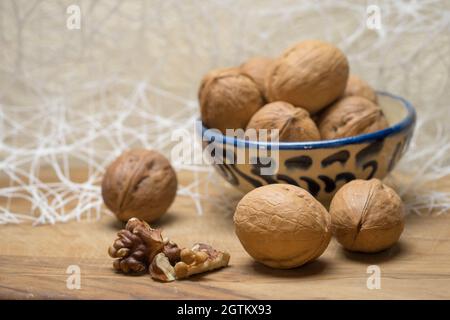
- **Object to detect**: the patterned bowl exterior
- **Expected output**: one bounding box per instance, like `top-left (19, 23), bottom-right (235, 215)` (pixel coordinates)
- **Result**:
top-left (201, 92), bottom-right (416, 205)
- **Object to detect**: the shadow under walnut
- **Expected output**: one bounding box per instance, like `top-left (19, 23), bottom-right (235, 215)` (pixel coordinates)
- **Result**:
top-left (340, 242), bottom-right (409, 264)
top-left (248, 259), bottom-right (329, 279)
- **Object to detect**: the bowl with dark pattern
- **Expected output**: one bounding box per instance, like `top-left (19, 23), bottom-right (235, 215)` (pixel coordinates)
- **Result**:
top-left (200, 92), bottom-right (416, 205)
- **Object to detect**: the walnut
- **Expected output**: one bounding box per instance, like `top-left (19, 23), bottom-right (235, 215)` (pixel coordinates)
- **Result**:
top-left (149, 252), bottom-right (176, 282)
top-left (266, 40), bottom-right (349, 114)
top-left (329, 179), bottom-right (405, 253)
top-left (233, 184), bottom-right (331, 269)
top-left (245, 101), bottom-right (320, 142)
top-left (240, 56), bottom-right (274, 100)
top-left (108, 218), bottom-right (230, 281)
top-left (162, 240), bottom-right (181, 265)
top-left (344, 74), bottom-right (378, 104)
top-left (174, 243), bottom-right (230, 279)
top-left (108, 218), bottom-right (165, 274)
top-left (101, 149), bottom-right (177, 223)
top-left (199, 67), bottom-right (264, 133)
top-left (317, 96), bottom-right (389, 140)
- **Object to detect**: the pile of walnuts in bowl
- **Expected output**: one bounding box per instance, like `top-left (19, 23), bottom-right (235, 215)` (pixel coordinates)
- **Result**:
top-left (199, 39), bottom-right (388, 141)
top-left (198, 39), bottom-right (406, 269)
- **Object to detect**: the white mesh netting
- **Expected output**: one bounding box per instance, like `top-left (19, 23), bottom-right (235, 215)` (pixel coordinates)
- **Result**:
top-left (0, 0), bottom-right (449, 224)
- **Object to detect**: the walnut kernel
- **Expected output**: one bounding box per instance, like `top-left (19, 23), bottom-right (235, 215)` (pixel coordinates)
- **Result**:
top-left (108, 218), bottom-right (164, 273)
top-left (108, 218), bottom-right (230, 281)
top-left (149, 252), bottom-right (176, 282)
top-left (174, 243), bottom-right (230, 279)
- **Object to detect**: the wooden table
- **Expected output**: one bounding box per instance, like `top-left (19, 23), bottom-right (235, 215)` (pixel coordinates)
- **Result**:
top-left (0, 170), bottom-right (449, 299)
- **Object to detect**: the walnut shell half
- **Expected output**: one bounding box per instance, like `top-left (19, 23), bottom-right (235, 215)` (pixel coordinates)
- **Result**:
top-left (199, 67), bottom-right (264, 133)
top-left (234, 184), bottom-right (331, 269)
top-left (101, 149), bottom-right (177, 223)
top-left (330, 179), bottom-right (405, 253)
top-left (245, 101), bottom-right (320, 142)
top-left (266, 40), bottom-right (349, 114)
top-left (317, 96), bottom-right (389, 140)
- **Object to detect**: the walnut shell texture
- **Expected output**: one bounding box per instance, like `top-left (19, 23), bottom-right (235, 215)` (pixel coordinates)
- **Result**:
top-left (330, 179), bottom-right (405, 253)
top-left (246, 101), bottom-right (320, 142)
top-left (317, 96), bottom-right (389, 140)
top-left (234, 184), bottom-right (331, 269)
top-left (266, 40), bottom-right (349, 114)
top-left (240, 56), bottom-right (274, 99)
top-left (199, 67), bottom-right (264, 133)
top-left (102, 149), bottom-right (178, 223)
top-left (344, 74), bottom-right (378, 104)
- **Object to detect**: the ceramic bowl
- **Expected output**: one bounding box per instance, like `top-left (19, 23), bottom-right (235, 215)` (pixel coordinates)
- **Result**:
top-left (200, 92), bottom-right (416, 205)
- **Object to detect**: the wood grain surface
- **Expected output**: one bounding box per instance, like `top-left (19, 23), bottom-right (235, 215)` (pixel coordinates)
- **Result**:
top-left (0, 170), bottom-right (449, 299)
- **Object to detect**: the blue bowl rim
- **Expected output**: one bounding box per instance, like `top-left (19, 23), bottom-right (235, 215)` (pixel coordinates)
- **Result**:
top-left (200, 91), bottom-right (416, 150)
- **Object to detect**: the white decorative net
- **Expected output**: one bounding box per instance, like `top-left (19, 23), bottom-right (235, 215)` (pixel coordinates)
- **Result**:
top-left (0, 0), bottom-right (449, 224)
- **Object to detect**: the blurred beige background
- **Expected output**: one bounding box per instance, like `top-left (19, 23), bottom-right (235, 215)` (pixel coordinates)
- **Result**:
top-left (0, 0), bottom-right (449, 223)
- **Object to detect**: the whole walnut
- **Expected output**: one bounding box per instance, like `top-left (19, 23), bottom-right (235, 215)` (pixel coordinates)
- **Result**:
top-left (245, 101), bottom-right (320, 142)
top-left (102, 149), bottom-right (177, 223)
top-left (317, 96), bottom-right (389, 140)
top-left (199, 67), bottom-right (264, 133)
top-left (240, 56), bottom-right (274, 100)
top-left (266, 40), bottom-right (349, 114)
top-left (234, 184), bottom-right (331, 269)
top-left (329, 179), bottom-right (405, 253)
top-left (344, 74), bottom-right (378, 104)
